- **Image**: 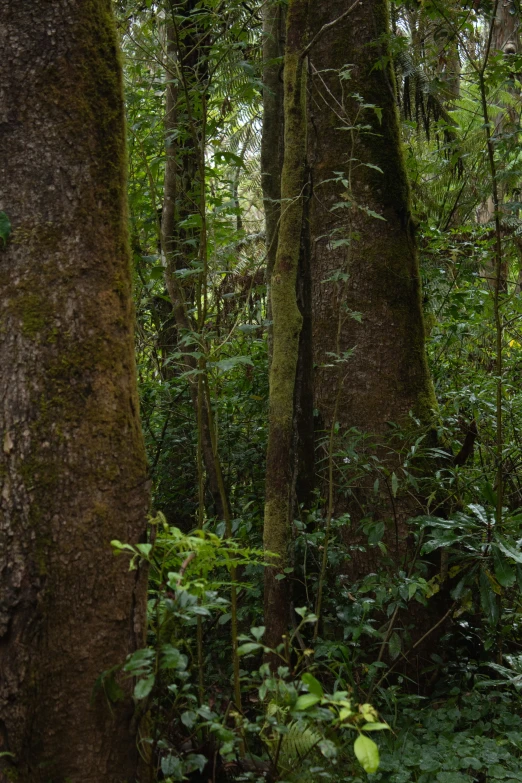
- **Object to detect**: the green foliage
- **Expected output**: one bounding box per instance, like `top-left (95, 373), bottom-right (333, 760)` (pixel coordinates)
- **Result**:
top-left (112, 1), bottom-right (522, 781)
top-left (0, 211), bottom-right (11, 246)
top-left (375, 690), bottom-right (522, 783)
top-left (112, 521), bottom-right (387, 781)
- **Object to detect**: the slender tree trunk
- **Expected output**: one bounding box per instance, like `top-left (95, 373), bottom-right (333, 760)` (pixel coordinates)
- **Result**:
top-left (0, 1), bottom-right (150, 780)
top-left (261, 0), bottom-right (286, 287)
top-left (492, 0), bottom-right (520, 55)
top-left (161, 16), bottom-right (223, 520)
top-left (478, 0), bottom-right (520, 290)
top-left (261, 1), bottom-right (314, 513)
top-left (263, 0), bottom-right (308, 654)
top-left (308, 0), bottom-right (436, 580)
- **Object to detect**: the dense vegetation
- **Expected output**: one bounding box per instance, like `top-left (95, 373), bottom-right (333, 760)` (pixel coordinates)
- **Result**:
top-left (108, 1), bottom-right (522, 781)
top-left (8, 0), bottom-right (522, 780)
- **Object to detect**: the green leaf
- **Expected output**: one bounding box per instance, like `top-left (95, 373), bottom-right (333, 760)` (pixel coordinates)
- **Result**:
top-left (190, 605), bottom-right (212, 616)
top-left (294, 693), bottom-right (321, 710)
top-left (161, 755), bottom-right (183, 777)
top-left (0, 211), bottom-right (12, 246)
top-left (181, 710), bottom-right (198, 729)
top-left (388, 631), bottom-right (401, 660)
top-left (363, 162), bottom-right (384, 173)
top-left (302, 673), bottom-right (324, 698)
top-left (361, 722), bottom-right (390, 731)
top-left (212, 355), bottom-right (253, 373)
top-left (496, 537), bottom-right (522, 564)
top-left (354, 734), bottom-right (380, 773)
top-left (148, 266), bottom-right (164, 281)
top-left (103, 674), bottom-right (125, 703)
top-left (185, 755), bottom-right (207, 774)
top-left (492, 545), bottom-right (516, 588)
top-left (480, 568), bottom-right (499, 625)
top-left (360, 206), bottom-right (386, 221)
top-left (161, 644), bottom-right (188, 670)
top-left (368, 520), bottom-right (385, 546)
top-left (124, 647), bottom-right (154, 674)
top-left (111, 540), bottom-right (137, 554)
top-left (134, 674), bottom-right (155, 700)
top-left (482, 482), bottom-right (498, 507)
top-left (391, 472), bottom-right (399, 497)
top-left (237, 642), bottom-right (262, 656)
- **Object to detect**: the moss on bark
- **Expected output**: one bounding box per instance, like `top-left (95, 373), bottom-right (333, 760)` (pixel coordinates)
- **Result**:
top-left (263, 0), bottom-right (309, 653)
top-left (0, 1), bottom-right (149, 779)
top-left (306, 0), bottom-right (437, 579)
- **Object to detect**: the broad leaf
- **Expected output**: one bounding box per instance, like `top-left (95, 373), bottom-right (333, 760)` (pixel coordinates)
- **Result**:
top-left (294, 693), bottom-right (321, 710)
top-left (134, 674), bottom-right (155, 700)
top-left (354, 734), bottom-right (380, 773)
top-left (237, 642), bottom-right (262, 656)
top-left (492, 545), bottom-right (516, 588)
top-left (302, 672), bottom-right (324, 698)
top-left (496, 536), bottom-right (522, 565)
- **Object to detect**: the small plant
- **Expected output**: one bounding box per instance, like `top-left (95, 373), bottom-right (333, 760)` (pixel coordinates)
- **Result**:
top-left (110, 518), bottom-right (387, 781)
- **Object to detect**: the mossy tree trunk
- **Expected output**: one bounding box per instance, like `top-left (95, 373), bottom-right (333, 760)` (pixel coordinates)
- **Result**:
top-left (263, 0), bottom-right (308, 654)
top-left (0, 1), bottom-right (150, 779)
top-left (307, 0), bottom-right (436, 580)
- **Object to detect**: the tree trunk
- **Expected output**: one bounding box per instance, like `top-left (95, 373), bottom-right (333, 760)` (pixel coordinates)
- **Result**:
top-left (492, 0), bottom-right (520, 56)
top-left (161, 14), bottom-right (224, 521)
top-left (478, 0), bottom-right (520, 290)
top-left (261, 0), bottom-right (286, 287)
top-left (308, 0), bottom-right (436, 579)
top-left (0, 1), bottom-right (150, 779)
top-left (263, 0), bottom-right (308, 654)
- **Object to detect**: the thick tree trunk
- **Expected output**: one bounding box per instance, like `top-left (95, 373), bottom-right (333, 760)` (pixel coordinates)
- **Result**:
top-left (308, 0), bottom-right (436, 579)
top-left (0, 1), bottom-right (149, 780)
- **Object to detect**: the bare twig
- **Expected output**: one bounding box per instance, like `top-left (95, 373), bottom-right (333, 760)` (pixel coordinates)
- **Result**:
top-left (300, 0), bottom-right (361, 59)
top-left (373, 603), bottom-right (456, 691)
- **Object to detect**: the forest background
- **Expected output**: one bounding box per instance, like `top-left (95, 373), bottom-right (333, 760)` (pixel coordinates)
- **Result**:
top-left (4, 0), bottom-right (522, 781)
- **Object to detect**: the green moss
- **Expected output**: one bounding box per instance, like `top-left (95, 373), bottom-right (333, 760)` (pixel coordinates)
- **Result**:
top-left (1, 767), bottom-right (19, 781)
top-left (11, 222), bottom-right (63, 253)
top-left (20, 294), bottom-right (51, 338)
top-left (264, 0), bottom-right (308, 584)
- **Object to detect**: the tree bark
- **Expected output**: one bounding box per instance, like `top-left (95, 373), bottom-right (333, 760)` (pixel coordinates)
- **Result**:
top-left (261, 0), bottom-right (286, 287)
top-left (0, 1), bottom-right (149, 779)
top-left (263, 0), bottom-right (308, 654)
top-left (308, 0), bottom-right (436, 579)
